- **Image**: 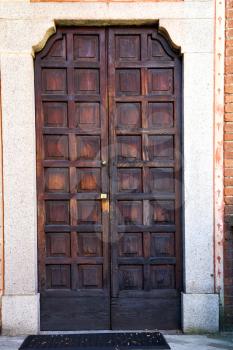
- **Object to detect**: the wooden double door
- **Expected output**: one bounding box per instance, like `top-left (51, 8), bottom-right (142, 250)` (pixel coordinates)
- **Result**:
top-left (35, 26), bottom-right (182, 331)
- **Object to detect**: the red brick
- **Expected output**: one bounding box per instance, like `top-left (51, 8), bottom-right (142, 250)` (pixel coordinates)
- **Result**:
top-left (226, 63), bottom-right (233, 74)
top-left (224, 123), bottom-right (233, 132)
top-left (224, 142), bottom-right (233, 151)
top-left (225, 103), bottom-right (233, 112)
top-left (226, 9), bottom-right (233, 19)
top-left (225, 95), bottom-right (233, 103)
top-left (225, 277), bottom-right (233, 286)
top-left (226, 39), bottom-right (233, 48)
top-left (225, 168), bottom-right (233, 176)
top-left (225, 83), bottom-right (233, 92)
top-left (225, 196), bottom-right (233, 204)
top-left (226, 0), bottom-right (233, 7)
top-left (224, 186), bottom-right (233, 195)
top-left (226, 29), bottom-right (233, 39)
top-left (226, 57), bottom-right (233, 66)
top-left (225, 178), bottom-right (233, 186)
top-left (224, 286), bottom-right (233, 296)
top-left (224, 133), bottom-right (233, 141)
top-left (226, 19), bottom-right (233, 29)
top-left (225, 160), bottom-right (233, 169)
top-left (225, 75), bottom-right (233, 85)
top-left (226, 46), bottom-right (233, 56)
top-left (225, 0), bottom-right (233, 323)
top-left (225, 205), bottom-right (233, 215)
top-left (225, 113), bottom-right (233, 121)
top-left (225, 250), bottom-right (233, 262)
top-left (225, 151), bottom-right (233, 159)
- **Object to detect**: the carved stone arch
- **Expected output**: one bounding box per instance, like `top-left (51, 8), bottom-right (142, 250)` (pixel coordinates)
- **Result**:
top-left (157, 26), bottom-right (182, 57)
top-left (31, 21), bottom-right (182, 58)
top-left (32, 23), bottom-right (56, 57)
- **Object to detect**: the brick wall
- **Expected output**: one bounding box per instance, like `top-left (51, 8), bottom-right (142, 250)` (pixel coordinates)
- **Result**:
top-left (224, 0), bottom-right (233, 329)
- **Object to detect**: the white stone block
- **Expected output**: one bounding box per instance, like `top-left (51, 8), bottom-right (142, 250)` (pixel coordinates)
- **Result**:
top-left (1, 53), bottom-right (38, 295)
top-left (183, 52), bottom-right (214, 294)
top-left (0, 2), bottom-right (214, 21)
top-left (182, 293), bottom-right (219, 333)
top-left (0, 19), bottom-right (55, 54)
top-left (160, 19), bottom-right (213, 53)
top-left (2, 294), bottom-right (40, 335)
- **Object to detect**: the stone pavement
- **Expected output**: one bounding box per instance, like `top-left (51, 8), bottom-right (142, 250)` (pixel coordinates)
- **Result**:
top-left (0, 334), bottom-right (232, 350)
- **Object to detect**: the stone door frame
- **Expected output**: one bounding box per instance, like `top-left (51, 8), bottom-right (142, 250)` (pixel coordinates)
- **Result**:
top-left (0, 0), bottom-right (219, 334)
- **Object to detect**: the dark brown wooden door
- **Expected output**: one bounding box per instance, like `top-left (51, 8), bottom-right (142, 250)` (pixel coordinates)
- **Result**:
top-left (108, 28), bottom-right (182, 329)
top-left (35, 26), bottom-right (182, 331)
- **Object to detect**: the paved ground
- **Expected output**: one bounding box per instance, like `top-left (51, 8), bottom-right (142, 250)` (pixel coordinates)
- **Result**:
top-left (0, 334), bottom-right (232, 350)
top-left (166, 334), bottom-right (233, 349)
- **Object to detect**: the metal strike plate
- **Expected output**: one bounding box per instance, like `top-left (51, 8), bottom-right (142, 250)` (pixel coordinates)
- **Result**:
top-left (100, 193), bottom-right (108, 199)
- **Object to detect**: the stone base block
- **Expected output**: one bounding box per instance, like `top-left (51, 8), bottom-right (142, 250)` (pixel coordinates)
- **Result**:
top-left (2, 294), bottom-right (40, 335)
top-left (182, 292), bottom-right (219, 333)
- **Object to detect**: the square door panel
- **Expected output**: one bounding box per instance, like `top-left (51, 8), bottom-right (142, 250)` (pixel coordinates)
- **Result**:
top-left (148, 103), bottom-right (173, 128)
top-left (150, 265), bottom-right (175, 289)
top-left (78, 265), bottom-right (103, 289)
top-left (44, 36), bottom-right (66, 60)
top-left (150, 200), bottom-right (175, 224)
top-left (148, 37), bottom-right (172, 60)
top-left (117, 136), bottom-right (141, 161)
top-left (74, 69), bottom-right (99, 94)
top-left (44, 135), bottom-right (68, 160)
top-left (149, 168), bottom-right (174, 192)
top-left (118, 201), bottom-right (142, 225)
top-left (77, 200), bottom-right (101, 224)
top-left (77, 136), bottom-right (100, 160)
top-left (116, 103), bottom-right (141, 128)
top-left (119, 265), bottom-right (143, 290)
top-left (75, 103), bottom-right (100, 129)
top-left (45, 168), bottom-right (69, 193)
top-left (46, 233), bottom-right (71, 257)
top-left (77, 168), bottom-right (101, 192)
top-left (118, 168), bottom-right (142, 192)
top-left (118, 233), bottom-right (143, 257)
top-left (42, 69), bottom-right (67, 94)
top-left (77, 233), bottom-right (102, 257)
top-left (45, 201), bottom-right (69, 225)
top-left (46, 265), bottom-right (71, 289)
top-left (150, 233), bottom-right (174, 257)
top-left (116, 35), bottom-right (140, 61)
top-left (148, 135), bottom-right (174, 160)
top-left (43, 102), bottom-right (68, 127)
top-left (148, 69), bottom-right (173, 94)
top-left (116, 69), bottom-right (141, 96)
top-left (73, 35), bottom-right (99, 61)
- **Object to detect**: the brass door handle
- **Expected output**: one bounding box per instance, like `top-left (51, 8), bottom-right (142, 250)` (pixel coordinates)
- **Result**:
top-left (100, 193), bottom-right (108, 199)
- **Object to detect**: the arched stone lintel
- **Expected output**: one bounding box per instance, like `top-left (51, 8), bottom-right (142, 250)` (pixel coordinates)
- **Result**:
top-left (32, 22), bottom-right (56, 57)
top-left (158, 26), bottom-right (182, 56)
top-left (31, 19), bottom-right (182, 57)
